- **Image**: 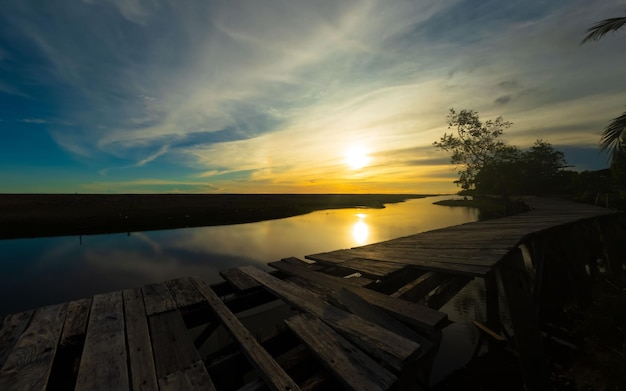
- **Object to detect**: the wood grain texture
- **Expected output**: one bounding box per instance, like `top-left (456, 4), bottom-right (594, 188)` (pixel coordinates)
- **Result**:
top-left (75, 291), bottom-right (128, 391)
top-left (220, 268), bottom-right (261, 291)
top-left (142, 282), bottom-right (176, 316)
top-left (0, 310), bottom-right (33, 369)
top-left (191, 277), bottom-right (301, 391)
top-left (158, 361), bottom-right (216, 391)
top-left (285, 314), bottom-right (396, 391)
top-left (123, 288), bottom-right (158, 391)
top-left (165, 278), bottom-right (206, 309)
top-left (60, 298), bottom-right (91, 345)
top-left (0, 304), bottom-right (67, 391)
top-left (149, 310), bottom-right (201, 379)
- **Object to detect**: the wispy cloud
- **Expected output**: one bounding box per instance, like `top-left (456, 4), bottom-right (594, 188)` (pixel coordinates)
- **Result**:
top-left (2, 0), bottom-right (626, 193)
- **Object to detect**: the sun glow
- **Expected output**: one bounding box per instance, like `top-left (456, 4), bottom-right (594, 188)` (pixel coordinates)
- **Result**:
top-left (344, 147), bottom-right (371, 169)
top-left (351, 212), bottom-right (369, 244)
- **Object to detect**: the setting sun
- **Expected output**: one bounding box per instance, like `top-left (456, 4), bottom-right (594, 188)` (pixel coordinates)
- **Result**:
top-left (344, 147), bottom-right (371, 170)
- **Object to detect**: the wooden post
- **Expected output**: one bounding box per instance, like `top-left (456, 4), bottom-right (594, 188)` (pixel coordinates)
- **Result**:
top-left (497, 247), bottom-right (551, 390)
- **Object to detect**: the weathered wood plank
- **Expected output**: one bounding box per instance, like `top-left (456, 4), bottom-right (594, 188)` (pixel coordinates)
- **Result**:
top-left (165, 278), bottom-right (206, 309)
top-left (269, 260), bottom-right (448, 331)
top-left (339, 258), bottom-right (406, 278)
top-left (142, 282), bottom-right (177, 315)
top-left (123, 288), bottom-right (158, 391)
top-left (75, 291), bottom-right (128, 391)
top-left (280, 256), bottom-right (324, 271)
top-left (0, 310), bottom-right (33, 369)
top-left (0, 304), bottom-right (66, 391)
top-left (149, 310), bottom-right (201, 379)
top-left (191, 277), bottom-right (300, 391)
top-left (332, 288), bottom-right (432, 352)
top-left (158, 361), bottom-right (216, 391)
top-left (426, 276), bottom-right (473, 310)
top-left (239, 266), bottom-right (421, 371)
top-left (60, 298), bottom-right (91, 345)
top-left (220, 268), bottom-right (261, 291)
top-left (390, 272), bottom-right (445, 302)
top-left (285, 313), bottom-right (397, 391)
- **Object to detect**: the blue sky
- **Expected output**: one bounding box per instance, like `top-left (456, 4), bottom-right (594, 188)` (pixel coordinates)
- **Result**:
top-left (1, 0), bottom-right (626, 193)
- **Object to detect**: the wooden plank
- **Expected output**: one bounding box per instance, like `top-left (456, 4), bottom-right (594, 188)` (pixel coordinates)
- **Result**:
top-left (0, 310), bottom-right (33, 369)
top-left (332, 288), bottom-right (432, 352)
top-left (269, 260), bottom-right (448, 331)
top-left (75, 291), bottom-right (129, 391)
top-left (285, 314), bottom-right (397, 391)
top-left (158, 361), bottom-right (216, 391)
top-left (149, 310), bottom-right (201, 379)
top-left (390, 272), bottom-right (445, 302)
top-left (307, 252), bottom-right (491, 276)
top-left (165, 278), bottom-right (203, 307)
top-left (123, 288), bottom-right (158, 391)
top-left (0, 304), bottom-right (66, 391)
top-left (426, 276), bottom-right (472, 310)
top-left (165, 278), bottom-right (206, 308)
top-left (239, 266), bottom-right (421, 371)
top-left (220, 268), bottom-right (261, 291)
top-left (338, 258), bottom-right (406, 278)
top-left (280, 256), bottom-right (324, 271)
top-left (60, 298), bottom-right (91, 345)
top-left (142, 282), bottom-right (176, 315)
top-left (191, 277), bottom-right (301, 391)
top-left (471, 320), bottom-right (506, 342)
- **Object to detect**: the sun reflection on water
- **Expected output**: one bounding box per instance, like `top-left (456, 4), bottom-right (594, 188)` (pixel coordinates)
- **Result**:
top-left (351, 213), bottom-right (369, 245)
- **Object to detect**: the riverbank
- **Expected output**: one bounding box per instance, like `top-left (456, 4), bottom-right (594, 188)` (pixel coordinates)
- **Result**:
top-left (0, 193), bottom-right (429, 240)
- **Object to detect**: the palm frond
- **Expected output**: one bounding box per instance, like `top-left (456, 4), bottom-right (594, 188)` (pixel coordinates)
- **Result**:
top-left (581, 16), bottom-right (626, 44)
top-left (600, 110), bottom-right (626, 153)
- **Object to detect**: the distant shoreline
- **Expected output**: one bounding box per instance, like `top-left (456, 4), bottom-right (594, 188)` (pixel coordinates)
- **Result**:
top-left (0, 193), bottom-right (434, 240)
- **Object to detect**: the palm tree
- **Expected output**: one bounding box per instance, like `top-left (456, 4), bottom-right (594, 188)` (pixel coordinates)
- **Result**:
top-left (581, 15), bottom-right (626, 157)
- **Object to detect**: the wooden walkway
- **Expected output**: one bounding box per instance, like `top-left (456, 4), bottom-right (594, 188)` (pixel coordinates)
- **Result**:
top-left (306, 197), bottom-right (617, 277)
top-left (0, 198), bottom-right (620, 390)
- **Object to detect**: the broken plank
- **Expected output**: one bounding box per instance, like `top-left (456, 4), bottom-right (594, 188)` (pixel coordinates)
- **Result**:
top-left (0, 304), bottom-right (66, 391)
top-left (427, 276), bottom-right (472, 310)
top-left (390, 272), bottom-right (445, 302)
top-left (165, 278), bottom-right (206, 309)
top-left (268, 260), bottom-right (448, 331)
top-left (158, 361), bottom-right (216, 391)
top-left (0, 310), bottom-right (33, 369)
top-left (123, 288), bottom-right (158, 391)
top-left (239, 266), bottom-right (421, 371)
top-left (220, 268), bottom-right (261, 291)
top-left (142, 282), bottom-right (177, 316)
top-left (191, 277), bottom-right (300, 391)
top-left (332, 288), bottom-right (432, 352)
top-left (75, 291), bottom-right (128, 391)
top-left (285, 313), bottom-right (397, 391)
top-left (149, 310), bottom-right (202, 379)
top-left (471, 320), bottom-right (507, 343)
top-left (60, 298), bottom-right (91, 345)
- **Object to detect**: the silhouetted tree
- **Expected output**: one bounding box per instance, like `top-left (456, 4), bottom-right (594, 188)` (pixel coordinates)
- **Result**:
top-left (582, 14), bottom-right (626, 158)
top-left (434, 110), bottom-right (570, 197)
top-left (433, 108), bottom-right (512, 192)
top-left (521, 140), bottom-right (568, 194)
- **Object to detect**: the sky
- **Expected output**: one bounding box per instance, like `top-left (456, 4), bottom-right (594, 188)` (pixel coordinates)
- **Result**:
top-left (1, 0), bottom-right (626, 194)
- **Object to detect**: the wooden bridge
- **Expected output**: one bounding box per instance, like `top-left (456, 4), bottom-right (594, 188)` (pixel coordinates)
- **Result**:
top-left (0, 198), bottom-right (620, 390)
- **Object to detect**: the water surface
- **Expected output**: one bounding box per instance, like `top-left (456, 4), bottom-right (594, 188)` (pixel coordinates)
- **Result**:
top-left (0, 195), bottom-right (479, 316)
